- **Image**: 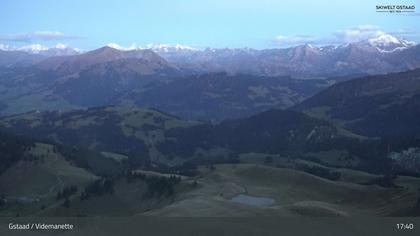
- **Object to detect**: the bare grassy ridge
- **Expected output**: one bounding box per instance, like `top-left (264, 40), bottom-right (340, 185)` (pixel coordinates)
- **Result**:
top-left (2, 153), bottom-right (419, 217)
top-left (145, 164), bottom-right (420, 217)
top-left (0, 143), bottom-right (97, 216)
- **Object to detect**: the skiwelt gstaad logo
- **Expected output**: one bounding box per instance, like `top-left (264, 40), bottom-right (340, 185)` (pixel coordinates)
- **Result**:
top-left (376, 4), bottom-right (416, 13)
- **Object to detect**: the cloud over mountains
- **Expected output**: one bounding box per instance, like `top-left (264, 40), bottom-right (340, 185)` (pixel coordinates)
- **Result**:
top-left (0, 31), bottom-right (82, 42)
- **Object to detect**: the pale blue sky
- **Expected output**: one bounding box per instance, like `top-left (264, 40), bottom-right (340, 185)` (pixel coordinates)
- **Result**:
top-left (0, 0), bottom-right (419, 49)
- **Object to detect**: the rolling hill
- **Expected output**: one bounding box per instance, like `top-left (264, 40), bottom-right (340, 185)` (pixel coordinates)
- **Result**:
top-left (119, 73), bottom-right (332, 121)
top-left (294, 68), bottom-right (420, 137)
top-left (0, 130), bottom-right (132, 216)
top-left (0, 105), bottom-right (385, 173)
top-left (0, 106), bottom-right (198, 167)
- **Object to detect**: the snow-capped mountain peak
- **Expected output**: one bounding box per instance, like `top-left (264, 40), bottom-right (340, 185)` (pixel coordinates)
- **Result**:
top-left (369, 34), bottom-right (400, 45)
top-left (367, 33), bottom-right (416, 52)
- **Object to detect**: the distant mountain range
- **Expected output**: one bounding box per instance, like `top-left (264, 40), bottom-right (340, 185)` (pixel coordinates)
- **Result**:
top-left (157, 34), bottom-right (419, 78)
top-left (1, 33), bottom-right (419, 77)
top-left (0, 33), bottom-right (419, 122)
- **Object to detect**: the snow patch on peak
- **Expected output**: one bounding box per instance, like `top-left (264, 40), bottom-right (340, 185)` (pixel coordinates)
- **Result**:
top-left (105, 43), bottom-right (197, 52)
top-left (0, 44), bottom-right (14, 51)
top-left (146, 43), bottom-right (197, 52)
top-left (54, 43), bottom-right (68, 49)
top-left (106, 43), bottom-right (125, 50)
top-left (106, 43), bottom-right (143, 51)
top-left (18, 44), bottom-right (49, 53)
top-left (50, 43), bottom-right (83, 53)
top-left (305, 43), bottom-right (316, 49)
